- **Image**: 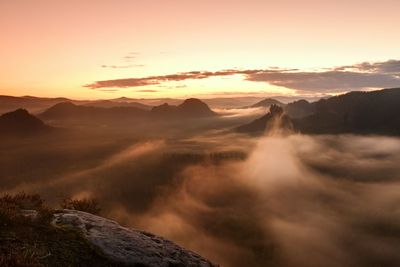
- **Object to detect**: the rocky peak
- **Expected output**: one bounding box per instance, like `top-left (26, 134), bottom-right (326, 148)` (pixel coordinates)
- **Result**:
top-left (0, 108), bottom-right (50, 134)
top-left (269, 104), bottom-right (284, 116)
top-left (178, 98), bottom-right (216, 117)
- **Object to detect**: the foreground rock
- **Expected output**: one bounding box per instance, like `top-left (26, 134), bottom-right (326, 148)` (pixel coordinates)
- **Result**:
top-left (52, 209), bottom-right (217, 267)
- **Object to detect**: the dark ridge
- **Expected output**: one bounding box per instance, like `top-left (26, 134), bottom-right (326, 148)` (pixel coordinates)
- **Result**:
top-left (151, 98), bottom-right (216, 118)
top-left (249, 98), bottom-right (284, 108)
top-left (284, 99), bottom-right (315, 118)
top-left (39, 102), bottom-right (147, 121)
top-left (177, 98), bottom-right (217, 117)
top-left (237, 88), bottom-right (400, 135)
top-left (0, 95), bottom-right (73, 114)
top-left (293, 87), bottom-right (400, 135)
top-left (151, 103), bottom-right (178, 115)
top-left (83, 100), bottom-right (152, 110)
top-left (0, 109), bottom-right (51, 135)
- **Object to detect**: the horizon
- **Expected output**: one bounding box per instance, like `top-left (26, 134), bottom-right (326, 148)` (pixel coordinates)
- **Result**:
top-left (1, 86), bottom-right (397, 104)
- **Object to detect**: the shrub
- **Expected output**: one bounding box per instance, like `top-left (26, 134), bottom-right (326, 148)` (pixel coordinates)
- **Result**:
top-left (0, 200), bottom-right (21, 226)
top-left (0, 192), bottom-right (54, 226)
top-left (0, 192), bottom-right (43, 210)
top-left (61, 198), bottom-right (101, 215)
top-left (0, 251), bottom-right (43, 267)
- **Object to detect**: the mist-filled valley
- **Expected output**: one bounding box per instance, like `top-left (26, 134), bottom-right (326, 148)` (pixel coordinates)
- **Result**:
top-left (2, 90), bottom-right (400, 267)
top-left (3, 1), bottom-right (400, 265)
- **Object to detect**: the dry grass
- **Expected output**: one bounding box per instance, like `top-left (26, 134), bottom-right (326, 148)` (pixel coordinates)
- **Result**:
top-left (61, 198), bottom-right (101, 215)
top-left (0, 192), bottom-right (55, 226)
top-left (0, 193), bottom-right (115, 267)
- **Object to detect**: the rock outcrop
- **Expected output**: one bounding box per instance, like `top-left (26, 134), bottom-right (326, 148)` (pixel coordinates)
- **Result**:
top-left (236, 104), bottom-right (293, 134)
top-left (52, 209), bottom-right (217, 267)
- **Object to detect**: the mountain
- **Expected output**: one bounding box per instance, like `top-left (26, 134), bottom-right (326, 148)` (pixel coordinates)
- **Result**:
top-left (237, 88), bottom-right (400, 135)
top-left (236, 104), bottom-right (292, 134)
top-left (151, 103), bottom-right (178, 115)
top-left (284, 99), bottom-right (315, 118)
top-left (245, 98), bottom-right (315, 119)
top-left (114, 97), bottom-right (184, 107)
top-left (40, 102), bottom-right (148, 123)
top-left (39, 98), bottom-right (216, 125)
top-left (201, 96), bottom-right (266, 108)
top-left (84, 100), bottom-right (152, 110)
top-left (293, 88), bottom-right (400, 135)
top-left (178, 98), bottom-right (217, 117)
top-left (0, 95), bottom-right (73, 114)
top-left (0, 109), bottom-right (51, 135)
top-left (248, 98), bottom-right (284, 108)
top-left (113, 96), bottom-right (278, 109)
top-left (151, 98), bottom-right (217, 118)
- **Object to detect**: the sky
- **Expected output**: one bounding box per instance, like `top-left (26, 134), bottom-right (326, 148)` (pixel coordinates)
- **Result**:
top-left (1, 0), bottom-right (400, 99)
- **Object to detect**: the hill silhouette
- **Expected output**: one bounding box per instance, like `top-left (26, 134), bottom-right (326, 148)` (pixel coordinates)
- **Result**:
top-left (178, 98), bottom-right (217, 117)
top-left (39, 98), bottom-right (216, 125)
top-left (237, 88), bottom-right (400, 135)
top-left (83, 100), bottom-right (152, 110)
top-left (284, 99), bottom-right (315, 118)
top-left (248, 98), bottom-right (284, 108)
top-left (0, 95), bottom-right (72, 114)
top-left (0, 109), bottom-right (51, 135)
top-left (151, 98), bottom-right (217, 118)
top-left (39, 102), bottom-right (148, 123)
top-left (293, 88), bottom-right (400, 134)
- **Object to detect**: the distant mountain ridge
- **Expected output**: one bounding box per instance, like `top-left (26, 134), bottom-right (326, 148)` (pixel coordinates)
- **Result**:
top-left (293, 88), bottom-right (400, 134)
top-left (0, 109), bottom-right (51, 135)
top-left (0, 95), bottom-right (320, 114)
top-left (83, 100), bottom-right (152, 110)
top-left (0, 95), bottom-right (73, 114)
top-left (238, 88), bottom-right (400, 135)
top-left (39, 102), bottom-right (148, 122)
top-left (247, 98), bottom-right (284, 108)
top-left (285, 99), bottom-right (315, 118)
top-left (151, 98), bottom-right (217, 118)
top-left (39, 98), bottom-right (217, 124)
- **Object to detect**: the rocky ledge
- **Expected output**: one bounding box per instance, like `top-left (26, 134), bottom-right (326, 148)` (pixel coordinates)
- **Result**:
top-left (52, 209), bottom-right (217, 267)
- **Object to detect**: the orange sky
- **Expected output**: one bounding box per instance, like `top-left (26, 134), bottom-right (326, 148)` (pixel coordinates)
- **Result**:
top-left (1, 0), bottom-right (400, 99)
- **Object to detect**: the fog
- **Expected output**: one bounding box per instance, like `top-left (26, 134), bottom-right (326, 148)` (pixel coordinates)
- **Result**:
top-left (2, 123), bottom-right (400, 266)
top-left (213, 107), bottom-right (266, 118)
top-left (116, 134), bottom-right (400, 267)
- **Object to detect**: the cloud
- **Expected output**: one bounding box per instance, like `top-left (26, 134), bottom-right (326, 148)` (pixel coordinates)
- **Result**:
top-left (86, 60), bottom-right (400, 94)
top-left (85, 69), bottom-right (263, 89)
top-left (101, 64), bottom-right (145, 69)
top-left (246, 70), bottom-right (400, 92)
top-left (101, 52), bottom-right (144, 68)
top-left (335, 59), bottom-right (400, 73)
top-left (101, 65), bottom-right (132, 69)
top-left (136, 89), bottom-right (158, 93)
top-left (126, 134), bottom-right (400, 267)
top-left (246, 59), bottom-right (400, 93)
top-left (4, 129), bottom-right (400, 266)
top-left (123, 53), bottom-right (141, 62)
top-left (95, 89), bottom-right (119, 92)
top-left (123, 56), bottom-right (136, 61)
